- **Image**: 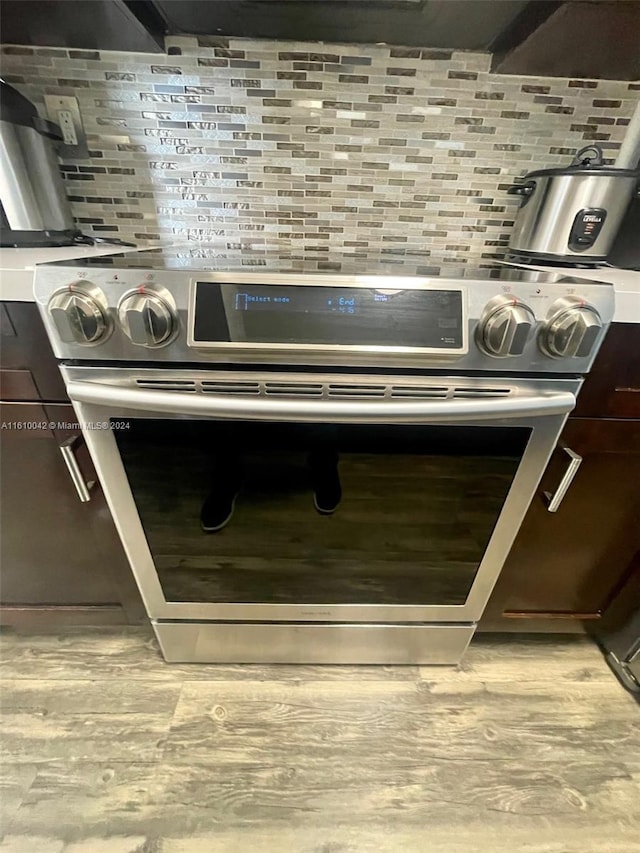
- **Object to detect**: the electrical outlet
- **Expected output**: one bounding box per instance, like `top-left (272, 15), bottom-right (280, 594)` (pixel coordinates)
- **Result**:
top-left (44, 95), bottom-right (88, 158)
top-left (57, 109), bottom-right (78, 146)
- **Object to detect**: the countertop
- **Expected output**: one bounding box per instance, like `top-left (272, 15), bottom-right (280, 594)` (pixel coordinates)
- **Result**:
top-left (1, 246), bottom-right (638, 323)
top-left (0, 245), bottom-right (142, 301)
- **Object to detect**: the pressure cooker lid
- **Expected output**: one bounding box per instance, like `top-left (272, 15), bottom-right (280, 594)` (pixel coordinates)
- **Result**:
top-left (526, 145), bottom-right (640, 179)
top-left (0, 81), bottom-right (39, 128)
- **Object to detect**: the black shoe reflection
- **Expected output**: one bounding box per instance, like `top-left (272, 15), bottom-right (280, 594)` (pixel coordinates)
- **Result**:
top-left (200, 458), bottom-right (243, 533)
top-left (200, 451), bottom-right (342, 532)
top-left (308, 449), bottom-right (342, 514)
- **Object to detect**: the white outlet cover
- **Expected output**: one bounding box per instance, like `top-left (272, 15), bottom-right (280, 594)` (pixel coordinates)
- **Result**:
top-left (44, 94), bottom-right (88, 158)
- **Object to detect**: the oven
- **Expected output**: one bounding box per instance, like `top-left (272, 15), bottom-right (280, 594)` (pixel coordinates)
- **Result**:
top-left (63, 365), bottom-right (576, 663)
top-left (34, 252), bottom-right (614, 664)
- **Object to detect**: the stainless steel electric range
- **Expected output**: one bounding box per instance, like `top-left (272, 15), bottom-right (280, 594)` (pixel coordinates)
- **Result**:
top-left (33, 247), bottom-right (615, 664)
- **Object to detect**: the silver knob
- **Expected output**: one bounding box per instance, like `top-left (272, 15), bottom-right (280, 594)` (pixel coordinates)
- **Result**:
top-left (48, 284), bottom-right (108, 345)
top-left (478, 295), bottom-right (535, 357)
top-left (540, 297), bottom-right (603, 359)
top-left (118, 288), bottom-right (175, 347)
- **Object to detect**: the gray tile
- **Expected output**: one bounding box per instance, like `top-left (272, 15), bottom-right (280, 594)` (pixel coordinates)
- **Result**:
top-left (0, 40), bottom-right (632, 256)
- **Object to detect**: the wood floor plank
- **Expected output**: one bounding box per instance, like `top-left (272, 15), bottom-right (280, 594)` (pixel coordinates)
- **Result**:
top-left (162, 678), bottom-right (639, 765)
top-left (421, 634), bottom-right (619, 683)
top-left (0, 631), bottom-right (615, 685)
top-left (4, 756), bottom-right (638, 841)
top-left (0, 839), bottom-right (64, 853)
top-left (0, 680), bottom-right (181, 715)
top-left (0, 629), bottom-right (420, 683)
top-left (0, 765), bottom-right (37, 834)
top-left (0, 680), bottom-right (180, 764)
top-left (121, 828), bottom-right (640, 853)
top-left (0, 713), bottom-right (170, 764)
top-left (2, 830), bottom-right (639, 853)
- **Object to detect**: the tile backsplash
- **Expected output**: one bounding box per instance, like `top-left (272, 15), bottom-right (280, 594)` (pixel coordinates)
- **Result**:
top-left (2, 37), bottom-right (638, 261)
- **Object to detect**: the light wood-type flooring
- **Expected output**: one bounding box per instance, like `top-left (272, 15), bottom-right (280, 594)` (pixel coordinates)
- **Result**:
top-left (0, 628), bottom-right (638, 852)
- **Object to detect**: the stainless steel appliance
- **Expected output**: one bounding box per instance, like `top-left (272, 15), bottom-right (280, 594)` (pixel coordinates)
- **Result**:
top-left (33, 248), bottom-right (615, 664)
top-left (596, 561), bottom-right (640, 695)
top-left (507, 146), bottom-right (640, 266)
top-left (0, 82), bottom-right (82, 248)
top-left (601, 605), bottom-right (640, 695)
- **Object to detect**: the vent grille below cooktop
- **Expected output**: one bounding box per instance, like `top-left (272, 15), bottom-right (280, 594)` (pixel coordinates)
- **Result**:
top-left (135, 378), bottom-right (512, 400)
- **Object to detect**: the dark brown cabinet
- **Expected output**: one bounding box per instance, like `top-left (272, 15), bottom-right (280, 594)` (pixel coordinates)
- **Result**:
top-left (1, 302), bottom-right (67, 402)
top-left (0, 302), bottom-right (144, 627)
top-left (572, 323), bottom-right (640, 420)
top-left (483, 324), bottom-right (640, 632)
top-left (482, 419), bottom-right (640, 630)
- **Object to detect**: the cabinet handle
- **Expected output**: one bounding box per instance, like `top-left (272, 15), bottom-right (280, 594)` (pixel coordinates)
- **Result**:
top-left (59, 435), bottom-right (95, 503)
top-left (543, 443), bottom-right (583, 513)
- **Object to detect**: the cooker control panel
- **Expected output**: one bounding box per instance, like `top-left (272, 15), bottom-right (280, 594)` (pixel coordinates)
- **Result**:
top-left (36, 262), bottom-right (615, 373)
top-left (539, 297), bottom-right (603, 359)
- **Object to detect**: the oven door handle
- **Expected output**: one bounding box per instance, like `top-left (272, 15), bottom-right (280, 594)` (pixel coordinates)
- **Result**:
top-left (67, 380), bottom-right (576, 423)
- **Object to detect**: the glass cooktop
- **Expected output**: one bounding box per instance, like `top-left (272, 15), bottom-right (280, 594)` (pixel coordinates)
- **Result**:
top-left (42, 244), bottom-right (607, 286)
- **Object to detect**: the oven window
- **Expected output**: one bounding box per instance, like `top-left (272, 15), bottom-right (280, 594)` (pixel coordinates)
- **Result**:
top-left (114, 421), bottom-right (530, 606)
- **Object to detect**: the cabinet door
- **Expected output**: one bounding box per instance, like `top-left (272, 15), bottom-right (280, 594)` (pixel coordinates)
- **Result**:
top-left (0, 402), bottom-right (144, 625)
top-left (573, 324), bottom-right (640, 419)
top-left (482, 418), bottom-right (640, 631)
top-left (0, 301), bottom-right (68, 402)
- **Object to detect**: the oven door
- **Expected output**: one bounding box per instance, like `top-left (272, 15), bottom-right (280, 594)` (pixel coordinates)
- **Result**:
top-left (64, 368), bottom-right (577, 625)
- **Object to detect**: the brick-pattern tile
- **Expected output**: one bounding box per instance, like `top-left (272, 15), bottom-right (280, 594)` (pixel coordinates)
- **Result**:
top-left (1, 37), bottom-right (636, 258)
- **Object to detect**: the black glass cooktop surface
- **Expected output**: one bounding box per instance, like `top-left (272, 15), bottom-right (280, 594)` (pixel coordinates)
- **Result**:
top-left (41, 244), bottom-right (609, 285)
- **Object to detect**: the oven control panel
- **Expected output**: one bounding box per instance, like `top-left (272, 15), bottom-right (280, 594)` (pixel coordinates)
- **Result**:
top-left (33, 262), bottom-right (615, 374)
top-left (189, 280), bottom-right (466, 355)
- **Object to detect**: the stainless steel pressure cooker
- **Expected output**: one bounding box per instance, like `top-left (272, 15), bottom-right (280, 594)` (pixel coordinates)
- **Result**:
top-left (507, 146), bottom-right (640, 265)
top-left (0, 82), bottom-right (80, 248)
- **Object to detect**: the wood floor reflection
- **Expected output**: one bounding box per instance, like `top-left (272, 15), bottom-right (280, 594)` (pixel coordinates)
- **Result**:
top-left (119, 444), bottom-right (518, 605)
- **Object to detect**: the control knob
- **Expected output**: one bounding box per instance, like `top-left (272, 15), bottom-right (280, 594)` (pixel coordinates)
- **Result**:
top-left (477, 295), bottom-right (535, 357)
top-left (118, 286), bottom-right (176, 347)
top-left (539, 297), bottom-right (602, 359)
top-left (47, 283), bottom-right (109, 345)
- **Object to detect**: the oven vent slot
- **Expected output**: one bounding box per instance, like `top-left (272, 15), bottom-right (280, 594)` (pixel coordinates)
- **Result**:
top-left (134, 378), bottom-right (513, 400)
top-left (327, 384), bottom-right (386, 398)
top-left (265, 382), bottom-right (324, 397)
top-left (452, 387), bottom-right (511, 398)
top-left (202, 381), bottom-right (260, 395)
top-left (136, 379), bottom-right (197, 392)
top-left (390, 385), bottom-right (449, 399)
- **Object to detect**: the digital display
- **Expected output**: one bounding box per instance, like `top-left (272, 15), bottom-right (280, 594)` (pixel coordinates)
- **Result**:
top-left (232, 289), bottom-right (398, 316)
top-left (192, 282), bottom-right (464, 350)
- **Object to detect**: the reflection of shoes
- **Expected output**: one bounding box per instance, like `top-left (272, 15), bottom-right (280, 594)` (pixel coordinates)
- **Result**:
top-left (200, 489), bottom-right (238, 532)
top-left (314, 484), bottom-right (341, 515)
top-left (309, 454), bottom-right (342, 515)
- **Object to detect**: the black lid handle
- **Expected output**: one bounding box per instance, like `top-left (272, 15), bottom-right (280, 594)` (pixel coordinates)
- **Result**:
top-left (507, 181), bottom-right (536, 196)
top-left (572, 146), bottom-right (604, 167)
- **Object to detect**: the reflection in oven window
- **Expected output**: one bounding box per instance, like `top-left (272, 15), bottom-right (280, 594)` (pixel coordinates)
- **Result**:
top-left (114, 420), bottom-right (529, 607)
top-left (200, 429), bottom-right (342, 532)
